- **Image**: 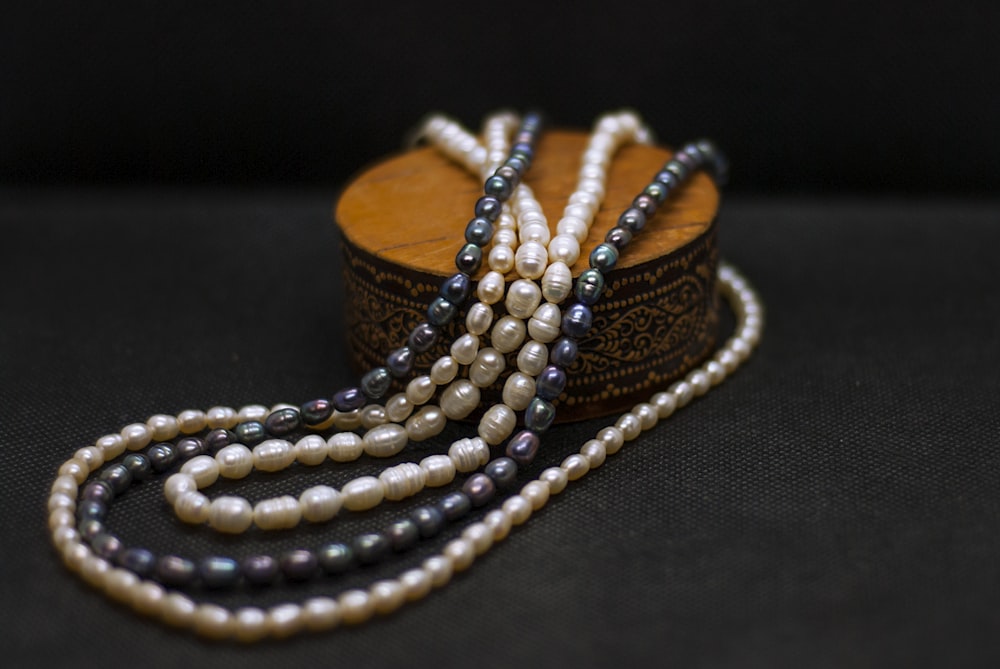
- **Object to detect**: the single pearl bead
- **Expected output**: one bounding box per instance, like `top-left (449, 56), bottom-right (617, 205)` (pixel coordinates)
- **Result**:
top-left (520, 480), bottom-right (551, 510)
top-left (420, 454), bottom-right (456, 487)
top-left (439, 380), bottom-right (481, 420)
top-left (380, 462), bottom-right (427, 501)
top-left (541, 262), bottom-right (573, 303)
top-left (651, 391), bottom-right (678, 419)
top-left (444, 538), bottom-right (476, 572)
top-left (96, 433), bottom-right (126, 460)
top-left (477, 404), bottom-right (516, 445)
top-left (423, 555), bottom-right (453, 588)
top-left (597, 426), bottom-right (625, 455)
top-left (429, 357), bottom-right (459, 385)
top-left (385, 393), bottom-right (414, 422)
top-left (516, 340), bottom-right (549, 376)
top-left (237, 404), bottom-right (269, 423)
top-left (146, 414), bottom-right (179, 441)
top-left (502, 372), bottom-right (536, 411)
top-left (687, 369), bottom-right (711, 396)
top-left (360, 405), bottom-right (387, 429)
top-left (180, 455), bottom-right (219, 488)
top-left (615, 413), bottom-right (642, 441)
top-left (514, 241), bottom-right (548, 280)
top-left (174, 491), bottom-right (211, 524)
top-left (528, 303), bottom-right (562, 343)
top-left (206, 406), bottom-right (238, 429)
top-left (234, 607), bottom-right (269, 642)
top-left (208, 496), bottom-right (254, 534)
top-left (215, 444), bottom-right (253, 479)
top-left (502, 495), bottom-right (532, 525)
top-left (73, 446), bottom-right (104, 472)
top-left (519, 221), bottom-right (550, 245)
top-left (254, 496), bottom-right (301, 530)
top-left (299, 485), bottom-right (342, 523)
top-left (450, 333), bottom-right (480, 365)
top-left (564, 202), bottom-right (595, 223)
top-left (327, 432), bottom-right (363, 462)
top-left (268, 603), bottom-right (305, 639)
top-left (341, 476), bottom-right (384, 511)
top-left (548, 233), bottom-right (580, 265)
top-left (469, 347), bottom-right (506, 387)
top-left (339, 589), bottom-right (375, 626)
top-left (465, 302), bottom-right (494, 336)
top-left (362, 423), bottom-right (408, 457)
top-left (477, 271), bottom-right (506, 305)
top-left (302, 597), bottom-right (341, 632)
top-left (399, 568), bottom-right (433, 601)
top-left (462, 522), bottom-right (494, 555)
top-left (121, 423), bottom-right (152, 451)
top-left (580, 440), bottom-right (607, 469)
top-left (163, 473), bottom-right (197, 505)
top-left (561, 453), bottom-right (590, 481)
top-left (632, 402), bottom-right (659, 430)
top-left (176, 409), bottom-right (207, 434)
top-left (491, 316), bottom-right (527, 354)
top-left (483, 509), bottom-right (513, 541)
top-left (493, 227), bottom-right (517, 246)
top-left (448, 437), bottom-right (490, 472)
top-left (252, 439), bottom-right (295, 472)
top-left (371, 580), bottom-right (407, 616)
top-left (540, 466), bottom-right (569, 494)
top-left (488, 245), bottom-right (515, 273)
top-left (294, 434), bottom-right (329, 466)
top-left (193, 603), bottom-right (234, 640)
top-left (406, 376), bottom-right (437, 406)
top-left (405, 406), bottom-right (447, 441)
top-left (505, 279), bottom-right (542, 319)
top-left (556, 216), bottom-right (589, 243)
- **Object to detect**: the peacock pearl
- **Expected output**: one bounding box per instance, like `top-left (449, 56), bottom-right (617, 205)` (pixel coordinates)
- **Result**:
top-left (317, 543), bottom-right (354, 574)
top-left (427, 296), bottom-right (458, 326)
top-left (203, 428), bottom-right (236, 454)
top-left (474, 196), bottom-right (502, 222)
top-left (81, 480), bottom-right (114, 504)
top-left (77, 499), bottom-right (107, 522)
top-left (408, 322), bottom-right (441, 353)
top-left (300, 398), bottom-right (334, 426)
top-left (155, 555), bottom-right (197, 587)
top-left (146, 443), bottom-right (178, 473)
top-left (506, 430), bottom-right (540, 466)
top-left (264, 408), bottom-right (301, 437)
top-left (590, 243), bottom-right (619, 272)
top-left (241, 555), bottom-right (279, 585)
top-left (550, 337), bottom-right (579, 367)
top-left (386, 347), bottom-right (415, 378)
top-left (410, 505), bottom-right (446, 538)
top-left (455, 243), bottom-right (483, 275)
top-left (605, 226), bottom-right (633, 251)
top-left (90, 533), bottom-right (122, 561)
top-left (504, 155), bottom-right (526, 175)
top-left (280, 549), bottom-right (319, 581)
top-left (385, 519), bottom-right (420, 551)
top-left (664, 159), bottom-right (689, 181)
top-left (333, 386), bottom-right (366, 412)
top-left (484, 457), bottom-right (518, 489)
top-left (353, 533), bottom-right (390, 565)
top-left (632, 193), bottom-right (658, 218)
top-left (199, 556), bottom-right (241, 589)
top-left (618, 207), bottom-right (647, 233)
top-left (644, 181), bottom-right (668, 204)
top-left (234, 421), bottom-right (266, 447)
top-left (438, 492), bottom-right (471, 522)
top-left (654, 169), bottom-right (679, 189)
top-left (535, 365), bottom-right (567, 401)
top-left (439, 272), bottom-right (473, 306)
top-left (462, 474), bottom-right (496, 507)
top-left (495, 165), bottom-right (520, 190)
top-left (574, 269), bottom-right (605, 305)
top-left (360, 367), bottom-right (392, 399)
top-left (117, 547), bottom-right (155, 577)
top-left (176, 436), bottom-right (206, 459)
top-left (484, 174), bottom-right (513, 201)
top-left (465, 217), bottom-right (493, 246)
top-left (98, 464), bottom-right (132, 495)
top-left (561, 303), bottom-right (593, 338)
top-left (525, 397), bottom-right (556, 433)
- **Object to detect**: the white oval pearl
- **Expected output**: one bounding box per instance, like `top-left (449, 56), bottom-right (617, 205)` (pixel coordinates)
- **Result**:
top-left (444, 538), bottom-right (476, 571)
top-left (448, 437), bottom-right (490, 472)
top-left (193, 603), bottom-right (234, 640)
top-left (561, 453), bottom-right (590, 481)
top-left (174, 491), bottom-right (211, 524)
top-left (338, 589), bottom-right (375, 626)
top-left (206, 406), bottom-right (238, 429)
top-left (58, 458), bottom-right (88, 483)
top-left (176, 409), bottom-right (207, 434)
top-left (429, 356), bottom-right (459, 385)
top-left (502, 495), bottom-right (532, 525)
top-left (632, 402), bottom-right (659, 430)
top-left (494, 225), bottom-right (516, 243)
top-left (439, 379), bottom-right (481, 420)
top-left (360, 404), bottom-right (387, 429)
top-left (462, 522), bottom-right (494, 555)
top-left (302, 597), bottom-right (341, 632)
top-left (580, 439), bottom-right (607, 469)
top-left (483, 509), bottom-right (513, 541)
top-left (541, 261), bottom-right (573, 303)
top-left (50, 474), bottom-right (78, 497)
top-left (687, 369), bottom-right (711, 396)
top-left (468, 347), bottom-right (506, 387)
top-left (564, 201), bottom-right (596, 223)
top-left (520, 480), bottom-right (551, 510)
top-left (502, 372), bottom-right (536, 411)
top-left (615, 413), bottom-right (642, 440)
top-left (370, 580), bottom-right (407, 615)
top-left (121, 423), bottom-right (152, 451)
top-left (569, 189), bottom-right (600, 210)
top-left (423, 555), bottom-right (453, 588)
top-left (547, 233), bottom-right (580, 265)
top-left (332, 409), bottom-right (362, 430)
top-left (465, 302), bottom-right (494, 336)
top-left (540, 466), bottom-right (569, 494)
top-left (514, 241), bottom-right (548, 280)
top-left (385, 393), bottom-right (414, 422)
top-left (237, 404), bottom-right (269, 423)
top-left (327, 432), bottom-right (363, 462)
top-left (234, 607), bottom-right (269, 642)
top-left (477, 404), bottom-right (516, 445)
top-left (578, 162), bottom-right (605, 181)
top-left (163, 473), bottom-right (197, 505)
top-left (268, 603), bottom-right (305, 639)
top-left (146, 414), bottom-right (179, 441)
top-left (519, 220), bottom-right (550, 245)
top-left (103, 568), bottom-right (139, 603)
top-left (405, 405), bottom-right (447, 441)
top-left (215, 444), bottom-right (253, 479)
top-left (505, 279), bottom-right (542, 319)
top-left (254, 496), bottom-right (301, 530)
top-left (294, 434), bottom-right (329, 466)
top-left (527, 302), bottom-right (562, 343)
top-left (420, 454), bottom-right (456, 487)
top-left (299, 485), bottom-right (342, 523)
top-left (671, 379), bottom-right (695, 407)
top-left (705, 359), bottom-right (727, 386)
top-left (477, 271), bottom-right (506, 305)
top-left (379, 462), bottom-right (427, 501)
top-left (488, 244), bottom-right (515, 273)
top-left (556, 215), bottom-right (589, 243)
top-left (362, 423), bottom-right (409, 457)
top-left (597, 426), bottom-right (625, 455)
top-left (516, 340), bottom-right (549, 376)
top-left (341, 476), bottom-right (384, 511)
top-left (491, 315), bottom-right (526, 354)
top-left (73, 446), bottom-right (104, 472)
top-left (208, 495), bottom-right (254, 534)
top-left (652, 391), bottom-right (678, 419)
top-left (405, 375), bottom-right (437, 405)
top-left (399, 568), bottom-right (433, 601)
top-left (130, 581), bottom-right (166, 617)
top-left (252, 439), bottom-right (295, 472)
top-left (450, 333), bottom-right (480, 365)
top-left (96, 433), bottom-right (126, 460)
top-left (181, 455), bottom-right (220, 488)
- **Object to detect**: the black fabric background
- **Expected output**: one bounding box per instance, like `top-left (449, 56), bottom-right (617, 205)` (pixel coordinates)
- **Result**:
top-left (2, 2), bottom-right (1000, 668)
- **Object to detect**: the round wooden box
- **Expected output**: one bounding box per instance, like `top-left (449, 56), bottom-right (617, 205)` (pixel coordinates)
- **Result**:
top-left (334, 130), bottom-right (720, 423)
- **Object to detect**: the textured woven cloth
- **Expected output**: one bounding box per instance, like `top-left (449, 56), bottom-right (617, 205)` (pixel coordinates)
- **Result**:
top-left (2, 192), bottom-right (998, 668)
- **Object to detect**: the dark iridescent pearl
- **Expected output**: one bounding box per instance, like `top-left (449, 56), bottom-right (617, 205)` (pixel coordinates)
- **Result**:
top-left (465, 217), bottom-right (494, 247)
top-left (81, 480), bottom-right (114, 504)
top-left (300, 398), bottom-right (333, 426)
top-left (76, 499), bottom-right (107, 522)
top-left (484, 457), bottom-right (518, 489)
top-left (654, 169), bottom-right (679, 188)
top-left (333, 386), bottom-right (366, 412)
top-left (203, 429), bottom-right (235, 454)
top-left (644, 181), bottom-right (668, 204)
top-left (574, 268), bottom-right (605, 305)
top-left (90, 533), bottom-right (122, 560)
top-left (242, 555), bottom-right (280, 585)
top-left (234, 421), bottom-right (265, 447)
top-left (605, 226), bottom-right (633, 251)
top-left (361, 367), bottom-right (392, 399)
top-left (317, 543), bottom-right (354, 574)
top-left (408, 322), bottom-right (441, 353)
top-left (462, 473), bottom-right (496, 507)
top-left (410, 505), bottom-right (446, 538)
top-left (199, 556), bottom-right (241, 589)
top-left (176, 436), bottom-right (206, 459)
top-left (561, 303), bottom-right (593, 338)
top-left (664, 160), bottom-right (688, 181)
top-left (154, 555), bottom-right (196, 587)
top-left (385, 518), bottom-right (420, 551)
top-left (510, 142), bottom-right (534, 166)
top-left (439, 272), bottom-right (473, 306)
top-left (550, 337), bottom-right (579, 367)
top-left (353, 533), bottom-right (390, 565)
top-left (117, 547), bottom-right (155, 577)
top-left (506, 430), bottom-right (540, 466)
top-left (280, 549), bottom-right (319, 581)
top-left (146, 443), bottom-right (178, 473)
top-left (590, 243), bottom-right (619, 271)
top-left (78, 519), bottom-right (104, 540)
top-left (98, 464), bottom-right (132, 495)
top-left (427, 296), bottom-right (458, 326)
top-left (474, 196), bottom-right (502, 222)
top-left (122, 453), bottom-right (151, 481)
top-left (455, 243), bottom-right (483, 275)
top-left (632, 193), bottom-right (659, 218)
top-left (524, 397), bottom-right (556, 433)
top-left (680, 143), bottom-right (706, 167)
top-left (504, 155), bottom-right (527, 175)
top-left (438, 492), bottom-right (471, 522)
top-left (264, 407), bottom-right (301, 437)
top-left (535, 365), bottom-right (567, 401)
top-left (495, 165), bottom-right (520, 190)
top-left (618, 207), bottom-right (647, 233)
top-left (673, 149), bottom-right (699, 171)
top-left (386, 347), bottom-right (414, 378)
top-left (484, 175), bottom-right (513, 201)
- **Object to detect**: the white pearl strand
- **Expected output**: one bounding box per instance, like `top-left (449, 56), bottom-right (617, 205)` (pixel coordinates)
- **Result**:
top-left (47, 263), bottom-right (762, 641)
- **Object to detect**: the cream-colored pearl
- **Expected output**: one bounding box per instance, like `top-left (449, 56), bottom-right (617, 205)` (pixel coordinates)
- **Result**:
top-left (477, 404), bottom-right (516, 445)
top-left (561, 453), bottom-right (591, 480)
top-left (547, 233), bottom-right (580, 265)
top-left (341, 476), bottom-right (384, 511)
top-left (215, 443), bottom-right (253, 479)
top-left (444, 538), bottom-right (475, 571)
top-left (208, 495), bottom-right (253, 534)
top-left (51, 526), bottom-right (79, 550)
top-left (339, 589), bottom-right (375, 625)
top-left (687, 369), bottom-right (711, 397)
top-left (302, 597), bottom-right (341, 632)
top-left (465, 302), bottom-right (494, 336)
top-left (163, 473), bottom-right (197, 504)
top-left (569, 189), bottom-right (600, 210)
top-left (671, 380), bottom-right (695, 407)
top-left (469, 347), bottom-right (506, 387)
top-left (253, 439), bottom-right (295, 472)
top-left (80, 554), bottom-right (111, 587)
top-left (58, 458), bottom-right (88, 484)
top-left (174, 491), bottom-right (211, 524)
top-left (488, 244), bottom-right (515, 273)
top-left (462, 522), bottom-right (494, 555)
top-left (542, 261), bottom-right (573, 303)
top-left (518, 342), bottom-right (549, 378)
top-left (332, 409), bottom-right (362, 430)
top-left (73, 446), bottom-right (104, 472)
top-left (423, 555), bottom-right (454, 588)
top-left (327, 432), bottom-right (363, 462)
top-left (363, 423), bottom-right (409, 456)
top-left (705, 359), bottom-right (727, 386)
top-left (131, 581), bottom-right (166, 617)
top-left (577, 162), bottom-right (605, 181)
top-left (502, 495), bottom-right (532, 525)
top-left (299, 485), bottom-right (342, 523)
top-left (632, 402), bottom-right (659, 430)
top-left (294, 434), bottom-right (329, 466)
top-left (420, 454), bottom-right (456, 487)
top-left (267, 603), bottom-right (305, 639)
top-left (448, 437), bottom-right (490, 472)
top-left (103, 568), bottom-right (139, 604)
top-left (193, 603), bottom-right (234, 640)
top-left (95, 433), bottom-right (126, 460)
top-left (491, 315), bottom-right (526, 354)
top-left (385, 393), bottom-right (414, 422)
top-left (519, 220), bottom-right (550, 245)
top-left (399, 568), bottom-right (433, 601)
top-left (615, 413), bottom-right (642, 441)
top-left (49, 508), bottom-right (75, 532)
top-left (405, 405), bottom-right (446, 441)
top-left (146, 414), bottom-right (179, 441)
top-left (61, 540), bottom-right (89, 571)
top-left (237, 404), bottom-right (268, 423)
top-left (51, 474), bottom-right (78, 497)
top-left (514, 241), bottom-right (547, 280)
top-left (121, 423), bottom-right (152, 451)
top-left (379, 462), bottom-right (427, 501)
top-left (483, 508), bottom-right (513, 541)
top-left (579, 177), bottom-right (606, 200)
top-left (505, 279), bottom-right (542, 319)
top-left (494, 226), bottom-right (517, 245)
top-left (430, 356), bottom-right (459, 385)
top-left (361, 404), bottom-right (387, 429)
top-left (181, 454), bottom-right (220, 488)
top-left (254, 496), bottom-right (301, 530)
top-left (450, 333), bottom-right (480, 365)
top-left (477, 270), bottom-right (506, 305)
top-left (527, 302), bottom-right (562, 343)
top-left (440, 379), bottom-right (481, 420)
top-left (176, 409), bottom-right (207, 434)
top-left (652, 391), bottom-right (678, 419)
top-left (48, 492), bottom-right (75, 513)
top-left (371, 580), bottom-right (407, 615)
top-left (580, 440), bottom-right (607, 469)
top-left (405, 375), bottom-right (437, 405)
top-left (540, 466), bottom-right (569, 494)
top-left (206, 405), bottom-right (238, 429)
top-left (502, 371), bottom-right (536, 411)
top-left (234, 607), bottom-right (269, 642)
top-left (520, 480), bottom-right (551, 510)
top-left (556, 215), bottom-right (589, 243)
top-left (597, 426), bottom-right (625, 455)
